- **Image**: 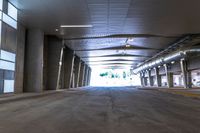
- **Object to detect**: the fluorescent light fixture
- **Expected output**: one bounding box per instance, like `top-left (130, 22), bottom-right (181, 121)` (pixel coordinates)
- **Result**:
top-left (171, 61), bottom-right (175, 64)
top-left (60, 25), bottom-right (93, 28)
top-left (125, 44), bottom-right (131, 48)
top-left (128, 37), bottom-right (134, 42)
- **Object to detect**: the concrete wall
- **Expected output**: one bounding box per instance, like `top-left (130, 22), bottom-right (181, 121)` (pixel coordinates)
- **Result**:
top-left (14, 23), bottom-right (26, 93)
top-left (24, 29), bottom-right (44, 92)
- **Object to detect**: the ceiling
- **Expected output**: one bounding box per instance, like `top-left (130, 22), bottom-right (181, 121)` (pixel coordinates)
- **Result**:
top-left (9, 0), bottom-right (200, 69)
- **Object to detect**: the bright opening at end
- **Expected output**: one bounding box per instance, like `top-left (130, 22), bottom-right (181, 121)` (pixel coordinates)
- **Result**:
top-left (90, 67), bottom-right (141, 86)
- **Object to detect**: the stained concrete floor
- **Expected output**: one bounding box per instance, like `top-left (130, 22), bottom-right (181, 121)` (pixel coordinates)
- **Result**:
top-left (0, 87), bottom-right (200, 133)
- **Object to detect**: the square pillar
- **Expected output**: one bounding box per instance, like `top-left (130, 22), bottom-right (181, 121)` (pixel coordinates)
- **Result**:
top-left (63, 47), bottom-right (75, 89)
top-left (143, 71), bottom-right (148, 86)
top-left (180, 59), bottom-right (192, 88)
top-left (74, 56), bottom-right (81, 88)
top-left (87, 68), bottom-right (91, 86)
top-left (83, 65), bottom-right (88, 86)
top-left (155, 67), bottom-right (161, 87)
top-left (164, 64), bottom-right (173, 88)
top-left (140, 72), bottom-right (144, 86)
top-left (24, 29), bottom-right (44, 92)
top-left (78, 62), bottom-right (85, 87)
top-left (147, 70), bottom-right (154, 86)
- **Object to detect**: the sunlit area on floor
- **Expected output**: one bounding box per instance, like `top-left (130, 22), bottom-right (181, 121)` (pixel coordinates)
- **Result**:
top-left (90, 67), bottom-right (141, 86)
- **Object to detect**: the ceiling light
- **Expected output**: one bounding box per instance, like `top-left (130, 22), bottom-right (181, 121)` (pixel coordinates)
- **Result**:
top-left (171, 61), bottom-right (175, 64)
top-left (128, 37), bottom-right (134, 42)
top-left (55, 29), bottom-right (59, 32)
top-left (60, 25), bottom-right (93, 28)
top-left (125, 44), bottom-right (131, 48)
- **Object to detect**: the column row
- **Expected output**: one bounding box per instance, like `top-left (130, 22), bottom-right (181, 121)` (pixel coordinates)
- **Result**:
top-left (24, 32), bottom-right (92, 92)
top-left (140, 58), bottom-right (191, 88)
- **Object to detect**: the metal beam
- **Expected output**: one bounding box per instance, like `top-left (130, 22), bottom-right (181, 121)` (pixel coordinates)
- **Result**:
top-left (81, 54), bottom-right (152, 58)
top-left (64, 34), bottom-right (179, 41)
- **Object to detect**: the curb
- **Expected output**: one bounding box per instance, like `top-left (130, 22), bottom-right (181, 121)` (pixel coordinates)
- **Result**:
top-left (0, 91), bottom-right (61, 104)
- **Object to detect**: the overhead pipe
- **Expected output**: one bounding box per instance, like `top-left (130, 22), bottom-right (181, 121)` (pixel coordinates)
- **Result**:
top-left (133, 47), bottom-right (200, 74)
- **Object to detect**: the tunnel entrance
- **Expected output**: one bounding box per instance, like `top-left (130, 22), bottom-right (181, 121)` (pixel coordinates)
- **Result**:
top-left (90, 68), bottom-right (140, 86)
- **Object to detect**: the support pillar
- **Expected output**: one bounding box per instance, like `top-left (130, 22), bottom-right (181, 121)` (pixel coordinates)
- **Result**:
top-left (164, 64), bottom-right (173, 88)
top-left (24, 29), bottom-right (44, 92)
top-left (143, 72), bottom-right (148, 86)
top-left (78, 62), bottom-right (85, 87)
top-left (148, 70), bottom-right (154, 86)
top-left (83, 65), bottom-right (88, 86)
top-left (74, 56), bottom-right (81, 88)
top-left (180, 59), bottom-right (192, 88)
top-left (56, 46), bottom-right (64, 90)
top-left (155, 67), bottom-right (161, 87)
top-left (86, 67), bottom-right (91, 86)
top-left (87, 68), bottom-right (91, 86)
top-left (45, 36), bottom-right (64, 90)
top-left (63, 47), bottom-right (75, 89)
top-left (140, 72), bottom-right (144, 86)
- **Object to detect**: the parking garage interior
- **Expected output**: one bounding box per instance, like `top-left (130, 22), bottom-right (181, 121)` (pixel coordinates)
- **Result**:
top-left (0, 0), bottom-right (200, 133)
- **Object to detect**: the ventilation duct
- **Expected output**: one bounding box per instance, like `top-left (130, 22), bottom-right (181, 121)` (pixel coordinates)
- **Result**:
top-left (133, 47), bottom-right (200, 74)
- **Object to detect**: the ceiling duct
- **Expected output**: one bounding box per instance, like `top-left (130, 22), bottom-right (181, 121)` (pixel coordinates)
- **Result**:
top-left (133, 47), bottom-right (200, 74)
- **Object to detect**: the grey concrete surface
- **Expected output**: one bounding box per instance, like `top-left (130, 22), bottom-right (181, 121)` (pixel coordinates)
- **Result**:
top-left (24, 29), bottom-right (44, 92)
top-left (63, 47), bottom-right (75, 89)
top-left (14, 23), bottom-right (26, 93)
top-left (45, 36), bottom-right (63, 90)
top-left (74, 57), bottom-right (81, 88)
top-left (0, 87), bottom-right (200, 133)
top-left (78, 62), bottom-right (85, 87)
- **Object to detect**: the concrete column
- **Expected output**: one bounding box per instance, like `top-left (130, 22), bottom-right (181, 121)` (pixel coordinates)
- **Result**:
top-left (180, 59), bottom-right (192, 88)
top-left (143, 72), bottom-right (148, 86)
top-left (74, 56), bottom-right (81, 88)
top-left (164, 64), bottom-right (173, 88)
top-left (188, 71), bottom-right (192, 88)
top-left (147, 70), bottom-right (153, 86)
top-left (45, 36), bottom-right (63, 90)
top-left (63, 47), bottom-right (75, 89)
top-left (24, 29), bottom-right (44, 92)
top-left (140, 72), bottom-right (144, 86)
top-left (14, 24), bottom-right (26, 93)
top-left (78, 62), bottom-right (85, 87)
top-left (155, 67), bottom-right (161, 87)
top-left (83, 65), bottom-right (89, 86)
top-left (144, 77), bottom-right (148, 86)
top-left (87, 67), bottom-right (90, 86)
top-left (87, 68), bottom-right (91, 86)
top-left (86, 67), bottom-right (91, 86)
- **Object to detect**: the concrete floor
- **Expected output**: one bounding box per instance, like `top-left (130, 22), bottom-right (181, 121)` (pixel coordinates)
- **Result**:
top-left (0, 87), bottom-right (200, 133)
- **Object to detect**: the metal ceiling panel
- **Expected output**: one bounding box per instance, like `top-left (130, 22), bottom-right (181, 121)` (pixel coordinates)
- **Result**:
top-left (9, 0), bottom-right (200, 68)
top-left (82, 56), bottom-right (148, 62)
top-left (75, 49), bottom-right (159, 57)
